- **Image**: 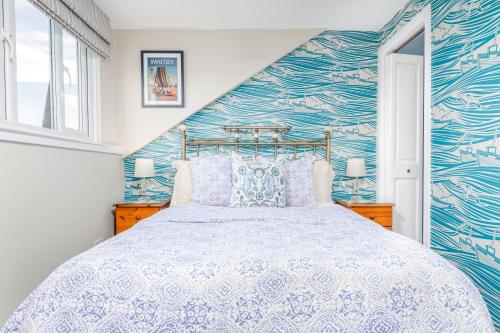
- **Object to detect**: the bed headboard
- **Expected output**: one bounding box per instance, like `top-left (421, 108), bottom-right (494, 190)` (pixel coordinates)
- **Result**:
top-left (178, 125), bottom-right (332, 162)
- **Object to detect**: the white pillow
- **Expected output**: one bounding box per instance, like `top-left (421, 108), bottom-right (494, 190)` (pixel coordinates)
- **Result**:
top-left (313, 160), bottom-right (334, 204)
top-left (170, 160), bottom-right (192, 206)
top-left (190, 155), bottom-right (232, 206)
top-left (285, 158), bottom-right (316, 207)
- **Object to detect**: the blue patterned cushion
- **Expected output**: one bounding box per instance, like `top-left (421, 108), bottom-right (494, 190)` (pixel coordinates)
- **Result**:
top-left (230, 158), bottom-right (286, 207)
top-left (285, 158), bottom-right (317, 206)
top-left (190, 155), bottom-right (232, 206)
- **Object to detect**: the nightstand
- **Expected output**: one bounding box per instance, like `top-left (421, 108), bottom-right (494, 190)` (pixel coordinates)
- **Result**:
top-left (335, 200), bottom-right (394, 230)
top-left (113, 201), bottom-right (170, 235)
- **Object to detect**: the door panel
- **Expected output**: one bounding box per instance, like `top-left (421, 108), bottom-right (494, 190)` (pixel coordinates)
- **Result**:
top-left (394, 178), bottom-right (421, 241)
top-left (389, 53), bottom-right (423, 243)
top-left (394, 63), bottom-right (420, 163)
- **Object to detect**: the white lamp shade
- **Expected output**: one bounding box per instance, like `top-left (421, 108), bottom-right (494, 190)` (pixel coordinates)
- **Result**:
top-left (346, 158), bottom-right (366, 177)
top-left (134, 159), bottom-right (155, 178)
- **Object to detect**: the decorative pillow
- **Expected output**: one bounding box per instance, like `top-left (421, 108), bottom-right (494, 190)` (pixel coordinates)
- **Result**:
top-left (285, 158), bottom-right (316, 206)
top-left (170, 160), bottom-right (192, 206)
top-left (230, 158), bottom-right (286, 207)
top-left (313, 160), bottom-right (334, 204)
top-left (190, 155), bottom-right (232, 206)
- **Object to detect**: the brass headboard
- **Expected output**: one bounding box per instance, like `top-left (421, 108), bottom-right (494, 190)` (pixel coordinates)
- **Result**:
top-left (178, 125), bottom-right (332, 163)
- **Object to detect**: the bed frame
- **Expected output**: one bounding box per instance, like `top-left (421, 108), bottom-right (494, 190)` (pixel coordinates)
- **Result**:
top-left (179, 125), bottom-right (332, 162)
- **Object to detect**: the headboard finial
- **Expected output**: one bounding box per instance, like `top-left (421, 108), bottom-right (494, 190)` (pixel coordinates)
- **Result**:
top-left (179, 124), bottom-right (187, 160)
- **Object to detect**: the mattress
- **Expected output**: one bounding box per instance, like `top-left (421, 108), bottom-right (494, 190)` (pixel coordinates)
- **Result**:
top-left (2, 204), bottom-right (494, 332)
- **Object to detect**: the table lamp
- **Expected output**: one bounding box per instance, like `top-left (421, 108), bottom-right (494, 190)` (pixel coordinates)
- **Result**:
top-left (134, 158), bottom-right (155, 202)
top-left (346, 158), bottom-right (366, 203)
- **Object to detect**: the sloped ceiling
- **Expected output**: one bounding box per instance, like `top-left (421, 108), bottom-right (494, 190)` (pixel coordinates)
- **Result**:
top-left (94, 0), bottom-right (408, 31)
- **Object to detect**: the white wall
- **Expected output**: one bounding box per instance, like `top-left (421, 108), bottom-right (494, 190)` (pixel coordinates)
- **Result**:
top-left (0, 142), bottom-right (123, 325)
top-left (101, 29), bottom-right (322, 154)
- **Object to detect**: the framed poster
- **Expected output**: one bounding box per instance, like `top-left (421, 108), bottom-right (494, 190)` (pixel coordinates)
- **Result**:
top-left (141, 50), bottom-right (184, 107)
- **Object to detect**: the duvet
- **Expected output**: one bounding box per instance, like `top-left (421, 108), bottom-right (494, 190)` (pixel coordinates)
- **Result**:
top-left (2, 204), bottom-right (494, 332)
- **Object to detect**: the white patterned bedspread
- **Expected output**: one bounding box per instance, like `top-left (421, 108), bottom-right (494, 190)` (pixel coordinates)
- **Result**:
top-left (2, 205), bottom-right (494, 332)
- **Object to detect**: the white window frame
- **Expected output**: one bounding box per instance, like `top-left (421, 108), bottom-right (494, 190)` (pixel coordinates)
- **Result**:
top-left (0, 0), bottom-right (121, 154)
top-left (55, 28), bottom-right (90, 138)
top-left (0, 1), bottom-right (6, 121)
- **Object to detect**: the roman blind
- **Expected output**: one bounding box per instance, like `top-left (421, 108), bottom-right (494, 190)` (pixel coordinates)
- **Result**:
top-left (27, 0), bottom-right (113, 58)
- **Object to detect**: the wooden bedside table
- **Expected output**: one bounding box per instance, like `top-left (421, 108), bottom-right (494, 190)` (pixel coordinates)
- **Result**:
top-left (335, 200), bottom-right (394, 230)
top-left (113, 201), bottom-right (170, 235)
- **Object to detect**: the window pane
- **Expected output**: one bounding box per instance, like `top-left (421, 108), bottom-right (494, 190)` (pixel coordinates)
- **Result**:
top-left (14, 0), bottom-right (53, 128)
top-left (62, 30), bottom-right (80, 130)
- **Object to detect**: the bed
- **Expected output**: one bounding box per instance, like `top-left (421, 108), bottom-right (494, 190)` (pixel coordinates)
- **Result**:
top-left (2, 204), bottom-right (494, 332)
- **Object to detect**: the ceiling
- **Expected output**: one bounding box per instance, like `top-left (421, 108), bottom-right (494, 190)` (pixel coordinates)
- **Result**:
top-left (95, 0), bottom-right (407, 31)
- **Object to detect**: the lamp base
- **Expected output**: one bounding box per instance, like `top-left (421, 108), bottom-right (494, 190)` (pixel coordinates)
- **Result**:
top-left (139, 178), bottom-right (149, 203)
top-left (352, 177), bottom-right (360, 203)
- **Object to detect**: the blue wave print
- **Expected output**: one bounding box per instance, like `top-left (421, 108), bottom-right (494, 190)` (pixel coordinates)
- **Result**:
top-left (382, 0), bottom-right (499, 328)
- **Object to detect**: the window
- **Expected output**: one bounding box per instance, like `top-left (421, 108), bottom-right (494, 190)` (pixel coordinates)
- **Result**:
top-left (1, 0), bottom-right (97, 140)
top-left (14, 0), bottom-right (53, 129)
top-left (62, 29), bottom-right (82, 131)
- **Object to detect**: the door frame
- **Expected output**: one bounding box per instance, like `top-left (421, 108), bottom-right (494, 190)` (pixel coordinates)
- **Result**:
top-left (377, 5), bottom-right (432, 246)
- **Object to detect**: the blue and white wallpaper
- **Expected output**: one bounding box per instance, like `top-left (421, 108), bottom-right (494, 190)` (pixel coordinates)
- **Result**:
top-left (125, 30), bottom-right (380, 204)
top-left (125, 0), bottom-right (499, 327)
top-left (380, 0), bottom-right (499, 328)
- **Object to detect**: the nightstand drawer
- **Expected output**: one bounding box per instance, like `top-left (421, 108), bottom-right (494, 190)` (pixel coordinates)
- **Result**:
top-left (350, 207), bottom-right (392, 227)
top-left (116, 207), bottom-right (159, 220)
top-left (114, 206), bottom-right (163, 235)
top-left (115, 215), bottom-right (137, 234)
top-left (113, 202), bottom-right (169, 235)
top-left (335, 200), bottom-right (394, 230)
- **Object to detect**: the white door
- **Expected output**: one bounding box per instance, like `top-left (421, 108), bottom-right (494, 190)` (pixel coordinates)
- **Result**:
top-left (389, 53), bottom-right (423, 242)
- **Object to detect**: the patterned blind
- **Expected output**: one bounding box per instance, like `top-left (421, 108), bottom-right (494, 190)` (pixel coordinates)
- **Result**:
top-left (28, 0), bottom-right (112, 58)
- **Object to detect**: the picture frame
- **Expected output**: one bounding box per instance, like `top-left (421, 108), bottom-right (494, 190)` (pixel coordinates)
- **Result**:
top-left (141, 50), bottom-right (184, 108)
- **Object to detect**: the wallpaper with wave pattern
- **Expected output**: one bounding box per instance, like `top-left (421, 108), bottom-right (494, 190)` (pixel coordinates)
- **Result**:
top-left (124, 0), bottom-right (499, 327)
top-left (125, 30), bottom-right (380, 204)
top-left (381, 0), bottom-right (499, 328)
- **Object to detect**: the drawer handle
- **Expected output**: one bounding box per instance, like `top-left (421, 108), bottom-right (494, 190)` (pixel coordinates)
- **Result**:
top-left (135, 216), bottom-right (142, 221)
top-left (369, 215), bottom-right (376, 220)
